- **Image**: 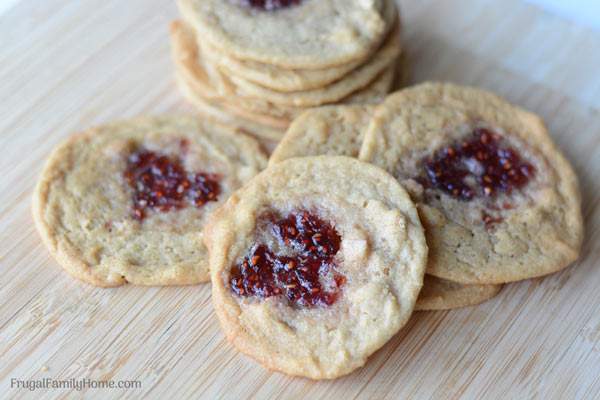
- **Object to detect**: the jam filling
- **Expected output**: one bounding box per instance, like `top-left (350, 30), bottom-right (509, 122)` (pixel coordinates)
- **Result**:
top-left (422, 128), bottom-right (535, 201)
top-left (238, 0), bottom-right (302, 11)
top-left (229, 211), bottom-right (345, 308)
top-left (124, 149), bottom-right (220, 220)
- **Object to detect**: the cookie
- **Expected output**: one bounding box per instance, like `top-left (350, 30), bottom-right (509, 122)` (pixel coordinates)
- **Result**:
top-left (173, 19), bottom-right (396, 120)
top-left (178, 0), bottom-right (396, 69)
top-left (170, 21), bottom-right (295, 127)
top-left (175, 73), bottom-right (286, 143)
top-left (206, 13), bottom-right (400, 93)
top-left (415, 276), bottom-right (502, 311)
top-left (172, 20), bottom-right (395, 132)
top-left (225, 22), bottom-right (401, 107)
top-left (199, 38), bottom-right (367, 93)
top-left (360, 82), bottom-right (583, 284)
top-left (32, 116), bottom-right (267, 286)
top-left (269, 105), bottom-right (373, 165)
top-left (342, 62), bottom-right (396, 105)
top-left (205, 156), bottom-right (427, 379)
top-left (269, 104), bottom-right (494, 311)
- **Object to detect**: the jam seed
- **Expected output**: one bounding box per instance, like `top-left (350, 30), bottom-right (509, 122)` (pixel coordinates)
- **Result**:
top-left (481, 132), bottom-right (490, 144)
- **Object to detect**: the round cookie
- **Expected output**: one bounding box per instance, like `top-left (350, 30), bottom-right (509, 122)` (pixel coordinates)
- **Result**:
top-left (415, 276), bottom-right (502, 311)
top-left (170, 21), bottom-right (295, 128)
top-left (178, 0), bottom-right (395, 69)
top-left (269, 105), bottom-right (374, 165)
top-left (269, 103), bottom-right (495, 310)
top-left (226, 22), bottom-right (401, 107)
top-left (360, 82), bottom-right (583, 284)
top-left (200, 38), bottom-right (366, 92)
top-left (171, 20), bottom-right (395, 132)
top-left (175, 73), bottom-right (286, 144)
top-left (33, 116), bottom-right (267, 287)
top-left (205, 156), bottom-right (427, 379)
top-left (343, 63), bottom-right (396, 105)
top-left (183, 18), bottom-right (397, 117)
top-left (174, 30), bottom-right (393, 144)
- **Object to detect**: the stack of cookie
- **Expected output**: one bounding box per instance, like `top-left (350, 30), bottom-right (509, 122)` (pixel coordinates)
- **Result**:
top-left (171, 0), bottom-right (401, 144)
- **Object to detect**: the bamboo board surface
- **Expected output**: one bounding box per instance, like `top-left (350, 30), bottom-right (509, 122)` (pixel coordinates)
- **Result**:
top-left (1, 0), bottom-right (600, 398)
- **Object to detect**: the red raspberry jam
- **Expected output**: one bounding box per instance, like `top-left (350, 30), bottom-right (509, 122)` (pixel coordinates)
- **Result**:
top-left (229, 211), bottom-right (345, 308)
top-left (274, 212), bottom-right (340, 258)
top-left (238, 0), bottom-right (302, 11)
top-left (124, 149), bottom-right (221, 220)
top-left (422, 128), bottom-right (535, 201)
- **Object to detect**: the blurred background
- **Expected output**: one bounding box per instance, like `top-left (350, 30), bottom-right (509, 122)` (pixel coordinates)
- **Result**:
top-left (1, 0), bottom-right (600, 30)
top-left (527, 0), bottom-right (600, 30)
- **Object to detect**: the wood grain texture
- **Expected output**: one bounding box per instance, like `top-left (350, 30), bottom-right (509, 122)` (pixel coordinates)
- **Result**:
top-left (1, 0), bottom-right (599, 398)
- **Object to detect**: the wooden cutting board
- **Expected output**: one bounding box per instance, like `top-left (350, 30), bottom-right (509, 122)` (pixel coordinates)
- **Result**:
top-left (1, 0), bottom-right (599, 398)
